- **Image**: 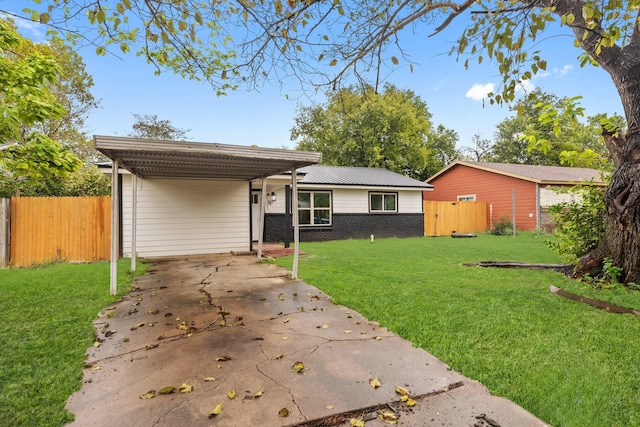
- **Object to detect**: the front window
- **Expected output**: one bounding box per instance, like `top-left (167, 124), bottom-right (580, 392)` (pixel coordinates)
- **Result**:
top-left (370, 192), bottom-right (397, 212)
top-left (298, 191), bottom-right (332, 226)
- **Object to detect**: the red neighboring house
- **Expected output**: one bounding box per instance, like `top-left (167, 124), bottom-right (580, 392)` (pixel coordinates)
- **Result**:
top-left (425, 161), bottom-right (606, 231)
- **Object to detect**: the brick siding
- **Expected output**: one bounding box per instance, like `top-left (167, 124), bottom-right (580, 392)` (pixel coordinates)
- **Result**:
top-left (264, 213), bottom-right (424, 242)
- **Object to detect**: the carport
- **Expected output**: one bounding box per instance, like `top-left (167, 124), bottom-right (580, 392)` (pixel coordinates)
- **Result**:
top-left (95, 135), bottom-right (321, 295)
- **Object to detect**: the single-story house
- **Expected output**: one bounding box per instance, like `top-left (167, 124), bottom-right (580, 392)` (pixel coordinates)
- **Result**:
top-left (257, 165), bottom-right (433, 243)
top-left (425, 160), bottom-right (606, 231)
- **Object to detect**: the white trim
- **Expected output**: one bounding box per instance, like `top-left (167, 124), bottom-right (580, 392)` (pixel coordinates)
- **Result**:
top-left (110, 159), bottom-right (119, 296)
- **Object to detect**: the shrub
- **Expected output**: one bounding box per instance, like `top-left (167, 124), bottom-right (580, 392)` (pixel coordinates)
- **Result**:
top-left (489, 215), bottom-right (514, 235)
top-left (545, 184), bottom-right (606, 263)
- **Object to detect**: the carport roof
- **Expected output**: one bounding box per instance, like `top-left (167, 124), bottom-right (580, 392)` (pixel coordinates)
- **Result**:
top-left (94, 135), bottom-right (321, 180)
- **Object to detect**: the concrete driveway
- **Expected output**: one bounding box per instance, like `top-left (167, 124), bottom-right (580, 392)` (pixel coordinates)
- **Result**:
top-left (66, 254), bottom-right (549, 426)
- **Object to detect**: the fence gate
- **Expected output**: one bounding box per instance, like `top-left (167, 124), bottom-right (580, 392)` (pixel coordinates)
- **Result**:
top-left (423, 200), bottom-right (487, 237)
top-left (10, 196), bottom-right (111, 267)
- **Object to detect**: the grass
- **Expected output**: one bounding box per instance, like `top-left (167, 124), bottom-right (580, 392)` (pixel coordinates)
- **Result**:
top-left (273, 232), bottom-right (640, 427)
top-left (0, 260), bottom-right (147, 427)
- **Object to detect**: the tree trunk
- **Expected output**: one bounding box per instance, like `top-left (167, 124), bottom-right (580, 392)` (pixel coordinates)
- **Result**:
top-left (547, 0), bottom-right (640, 285)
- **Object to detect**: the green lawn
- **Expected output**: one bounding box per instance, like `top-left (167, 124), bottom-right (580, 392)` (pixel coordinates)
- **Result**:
top-left (0, 260), bottom-right (147, 427)
top-left (273, 233), bottom-right (640, 427)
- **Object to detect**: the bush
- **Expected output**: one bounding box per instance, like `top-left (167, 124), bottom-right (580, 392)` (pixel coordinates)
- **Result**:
top-left (545, 184), bottom-right (606, 263)
top-left (489, 215), bottom-right (514, 235)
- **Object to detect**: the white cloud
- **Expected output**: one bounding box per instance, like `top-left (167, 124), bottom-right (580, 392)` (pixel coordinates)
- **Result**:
top-left (515, 79), bottom-right (536, 94)
top-left (1, 13), bottom-right (46, 40)
top-left (554, 65), bottom-right (574, 76)
top-left (465, 83), bottom-right (494, 101)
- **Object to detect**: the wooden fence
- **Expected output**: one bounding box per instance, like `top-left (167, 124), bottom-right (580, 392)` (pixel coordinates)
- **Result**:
top-left (424, 200), bottom-right (487, 237)
top-left (9, 196), bottom-right (111, 267)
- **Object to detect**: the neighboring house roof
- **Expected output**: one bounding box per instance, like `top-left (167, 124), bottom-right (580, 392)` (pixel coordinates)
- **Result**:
top-left (426, 160), bottom-right (606, 185)
top-left (297, 165), bottom-right (433, 189)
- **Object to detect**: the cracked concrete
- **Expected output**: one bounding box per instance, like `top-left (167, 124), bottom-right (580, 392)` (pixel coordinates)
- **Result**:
top-left (66, 254), bottom-right (549, 427)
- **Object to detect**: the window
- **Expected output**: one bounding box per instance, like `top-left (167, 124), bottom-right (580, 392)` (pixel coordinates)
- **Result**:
top-left (457, 194), bottom-right (476, 202)
top-left (298, 191), bottom-right (332, 226)
top-left (370, 192), bottom-right (397, 212)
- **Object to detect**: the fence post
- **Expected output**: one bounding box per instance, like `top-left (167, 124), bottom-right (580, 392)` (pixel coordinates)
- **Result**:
top-left (0, 198), bottom-right (9, 268)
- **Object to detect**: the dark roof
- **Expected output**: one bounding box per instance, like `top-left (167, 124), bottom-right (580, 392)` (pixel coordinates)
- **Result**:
top-left (427, 160), bottom-right (606, 185)
top-left (297, 165), bottom-right (433, 189)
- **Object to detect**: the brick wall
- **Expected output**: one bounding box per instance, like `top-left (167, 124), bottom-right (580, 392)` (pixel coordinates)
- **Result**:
top-left (265, 213), bottom-right (424, 242)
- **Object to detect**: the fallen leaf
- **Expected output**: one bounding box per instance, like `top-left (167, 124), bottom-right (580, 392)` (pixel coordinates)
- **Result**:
top-left (178, 383), bottom-right (193, 393)
top-left (177, 322), bottom-right (188, 330)
top-left (279, 408), bottom-right (289, 417)
top-left (292, 361), bottom-right (305, 373)
top-left (203, 376), bottom-right (215, 381)
top-left (282, 336), bottom-right (288, 340)
top-left (360, 331), bottom-right (367, 335)
top-left (107, 312), bottom-right (115, 318)
top-left (347, 314), bottom-right (353, 318)
top-left (254, 389), bottom-right (264, 398)
top-left (379, 412), bottom-right (399, 424)
top-left (139, 390), bottom-right (156, 399)
top-left (209, 403), bottom-right (224, 418)
top-left (395, 385), bottom-right (410, 396)
top-left (374, 336), bottom-right (382, 341)
top-left (147, 309), bottom-right (159, 314)
top-left (325, 404), bottom-right (334, 410)
top-left (159, 386), bottom-right (175, 394)
top-left (279, 293), bottom-right (285, 300)
top-left (406, 398), bottom-right (416, 407)
top-left (369, 377), bottom-right (382, 389)
top-left (259, 297), bottom-right (266, 301)
top-left (93, 341), bottom-right (100, 348)
top-left (350, 419), bottom-right (365, 427)
top-left (399, 395), bottom-right (409, 402)
top-left (216, 355), bottom-right (232, 361)
top-left (219, 320), bottom-right (226, 326)
top-left (89, 365), bottom-right (102, 371)
top-left (145, 344), bottom-right (159, 350)
top-left (321, 323), bottom-right (330, 329)
top-left (298, 306), bottom-right (305, 311)
top-left (123, 338), bottom-right (129, 342)
top-left (344, 330), bottom-right (352, 334)
top-left (227, 389), bottom-right (236, 399)
top-left (309, 295), bottom-right (319, 301)
top-left (104, 330), bottom-right (116, 337)
top-left (283, 318), bottom-right (290, 323)
top-left (275, 354), bottom-right (284, 359)
top-left (131, 322), bottom-right (145, 331)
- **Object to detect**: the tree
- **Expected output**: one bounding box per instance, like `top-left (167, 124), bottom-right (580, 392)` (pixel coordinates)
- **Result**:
top-left (129, 114), bottom-right (190, 141)
top-left (0, 19), bottom-right (80, 197)
top-left (11, 1), bottom-right (640, 283)
top-left (291, 84), bottom-right (456, 180)
top-left (460, 134), bottom-right (493, 162)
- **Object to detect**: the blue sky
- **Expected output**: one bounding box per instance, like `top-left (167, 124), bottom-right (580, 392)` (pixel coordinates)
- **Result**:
top-left (8, 3), bottom-right (625, 151)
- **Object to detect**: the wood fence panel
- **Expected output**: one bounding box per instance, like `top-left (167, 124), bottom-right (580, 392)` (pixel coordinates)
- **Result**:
top-left (424, 201), bottom-right (487, 236)
top-left (10, 197), bottom-right (111, 267)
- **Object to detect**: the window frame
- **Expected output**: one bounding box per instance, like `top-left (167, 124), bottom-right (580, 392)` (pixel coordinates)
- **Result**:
top-left (297, 190), bottom-right (333, 227)
top-left (369, 191), bottom-right (398, 213)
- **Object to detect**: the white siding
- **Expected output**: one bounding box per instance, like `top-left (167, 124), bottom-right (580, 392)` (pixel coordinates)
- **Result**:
top-left (540, 185), bottom-right (580, 208)
top-left (397, 190), bottom-right (423, 213)
top-left (268, 187), bottom-right (424, 214)
top-left (121, 176), bottom-right (250, 257)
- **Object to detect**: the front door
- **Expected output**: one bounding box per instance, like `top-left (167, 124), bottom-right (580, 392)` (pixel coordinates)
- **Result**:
top-left (251, 191), bottom-right (261, 241)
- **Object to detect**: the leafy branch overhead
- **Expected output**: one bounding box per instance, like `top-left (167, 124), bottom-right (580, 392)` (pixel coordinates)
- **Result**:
top-left (14, 1), bottom-right (636, 98)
